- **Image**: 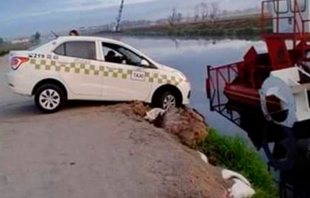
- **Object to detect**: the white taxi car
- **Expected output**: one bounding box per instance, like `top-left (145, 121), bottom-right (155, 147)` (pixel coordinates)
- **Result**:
top-left (5, 36), bottom-right (191, 113)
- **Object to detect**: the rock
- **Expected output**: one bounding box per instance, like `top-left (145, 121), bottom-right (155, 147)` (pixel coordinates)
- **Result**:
top-left (221, 169), bottom-right (255, 198)
top-left (197, 151), bottom-right (209, 164)
top-left (144, 108), bottom-right (166, 122)
top-left (196, 151), bottom-right (255, 198)
top-left (161, 107), bottom-right (209, 148)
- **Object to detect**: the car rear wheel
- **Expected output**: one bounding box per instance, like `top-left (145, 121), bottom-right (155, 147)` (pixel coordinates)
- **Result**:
top-left (34, 84), bottom-right (66, 113)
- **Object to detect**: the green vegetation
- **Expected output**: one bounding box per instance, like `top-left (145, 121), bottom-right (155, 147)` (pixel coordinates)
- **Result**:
top-left (0, 50), bottom-right (9, 57)
top-left (0, 43), bottom-right (31, 57)
top-left (0, 31), bottom-right (41, 57)
top-left (124, 26), bottom-right (273, 38)
top-left (197, 129), bottom-right (278, 198)
top-left (123, 14), bottom-right (273, 38)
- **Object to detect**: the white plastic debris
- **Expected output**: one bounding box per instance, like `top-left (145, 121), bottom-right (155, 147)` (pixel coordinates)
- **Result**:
top-left (144, 108), bottom-right (166, 122)
top-left (197, 151), bottom-right (209, 164)
top-left (222, 169), bottom-right (255, 198)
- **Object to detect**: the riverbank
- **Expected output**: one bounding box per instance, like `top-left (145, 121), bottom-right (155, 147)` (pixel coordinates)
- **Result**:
top-left (119, 14), bottom-right (272, 38)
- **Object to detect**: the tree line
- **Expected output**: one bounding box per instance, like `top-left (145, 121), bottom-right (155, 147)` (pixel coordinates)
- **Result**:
top-left (0, 31), bottom-right (41, 45)
top-left (167, 2), bottom-right (221, 26)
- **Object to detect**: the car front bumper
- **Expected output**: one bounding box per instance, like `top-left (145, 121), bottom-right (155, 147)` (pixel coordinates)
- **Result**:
top-left (179, 81), bottom-right (191, 105)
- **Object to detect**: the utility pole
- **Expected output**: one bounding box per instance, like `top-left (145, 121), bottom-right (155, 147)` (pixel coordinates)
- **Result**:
top-left (115, 0), bottom-right (124, 32)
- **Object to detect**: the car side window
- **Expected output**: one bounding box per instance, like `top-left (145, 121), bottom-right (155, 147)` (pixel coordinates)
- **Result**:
top-left (54, 41), bottom-right (96, 60)
top-left (102, 42), bottom-right (150, 67)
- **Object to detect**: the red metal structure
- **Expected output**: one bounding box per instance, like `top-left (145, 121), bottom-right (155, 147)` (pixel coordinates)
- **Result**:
top-left (207, 0), bottom-right (310, 114)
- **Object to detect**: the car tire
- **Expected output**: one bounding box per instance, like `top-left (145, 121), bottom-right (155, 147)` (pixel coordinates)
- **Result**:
top-left (34, 84), bottom-right (66, 113)
top-left (157, 91), bottom-right (179, 110)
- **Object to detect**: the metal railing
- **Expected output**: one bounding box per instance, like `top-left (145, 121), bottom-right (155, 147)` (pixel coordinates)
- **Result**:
top-left (206, 62), bottom-right (241, 126)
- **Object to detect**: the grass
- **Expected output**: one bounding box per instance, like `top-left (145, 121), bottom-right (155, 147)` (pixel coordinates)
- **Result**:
top-left (0, 50), bottom-right (9, 57)
top-left (197, 129), bottom-right (278, 198)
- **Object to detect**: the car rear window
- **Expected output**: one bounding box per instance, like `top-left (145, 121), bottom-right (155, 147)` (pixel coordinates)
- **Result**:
top-left (29, 39), bottom-right (53, 51)
top-left (54, 41), bottom-right (96, 60)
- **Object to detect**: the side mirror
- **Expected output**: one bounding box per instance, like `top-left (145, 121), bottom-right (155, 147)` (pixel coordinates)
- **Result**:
top-left (141, 59), bottom-right (150, 67)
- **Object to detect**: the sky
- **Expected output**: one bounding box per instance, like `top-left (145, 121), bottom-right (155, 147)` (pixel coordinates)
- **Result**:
top-left (0, 0), bottom-right (261, 39)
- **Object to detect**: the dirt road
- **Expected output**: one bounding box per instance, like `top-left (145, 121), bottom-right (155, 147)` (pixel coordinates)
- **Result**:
top-left (0, 56), bottom-right (226, 198)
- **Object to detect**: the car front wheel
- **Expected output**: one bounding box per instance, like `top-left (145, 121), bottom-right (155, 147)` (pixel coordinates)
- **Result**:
top-left (159, 91), bottom-right (179, 110)
top-left (34, 84), bottom-right (66, 113)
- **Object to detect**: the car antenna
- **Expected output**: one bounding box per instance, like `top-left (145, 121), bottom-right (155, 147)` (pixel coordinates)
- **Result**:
top-left (51, 31), bottom-right (59, 38)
